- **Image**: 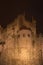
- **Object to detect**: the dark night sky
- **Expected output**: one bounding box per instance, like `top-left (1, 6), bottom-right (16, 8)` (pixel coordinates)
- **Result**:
top-left (0, 0), bottom-right (43, 34)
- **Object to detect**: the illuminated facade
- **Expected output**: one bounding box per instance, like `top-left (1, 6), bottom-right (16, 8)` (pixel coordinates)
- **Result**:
top-left (0, 15), bottom-right (43, 65)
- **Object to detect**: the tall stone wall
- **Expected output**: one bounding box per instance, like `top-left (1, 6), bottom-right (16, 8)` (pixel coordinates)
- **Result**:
top-left (0, 15), bottom-right (43, 65)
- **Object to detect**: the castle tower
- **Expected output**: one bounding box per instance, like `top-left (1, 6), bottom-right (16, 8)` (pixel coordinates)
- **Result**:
top-left (1, 14), bottom-right (42, 65)
top-left (32, 16), bottom-right (36, 35)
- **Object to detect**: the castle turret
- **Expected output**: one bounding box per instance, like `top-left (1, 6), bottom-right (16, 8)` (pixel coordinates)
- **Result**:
top-left (32, 16), bottom-right (36, 36)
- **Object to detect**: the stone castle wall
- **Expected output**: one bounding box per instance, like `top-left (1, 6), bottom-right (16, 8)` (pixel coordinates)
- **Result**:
top-left (0, 15), bottom-right (43, 65)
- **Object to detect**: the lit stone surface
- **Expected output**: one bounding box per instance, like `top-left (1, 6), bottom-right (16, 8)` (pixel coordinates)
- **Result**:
top-left (0, 15), bottom-right (43, 65)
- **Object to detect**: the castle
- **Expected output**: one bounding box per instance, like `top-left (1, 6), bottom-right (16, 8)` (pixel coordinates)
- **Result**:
top-left (0, 15), bottom-right (43, 65)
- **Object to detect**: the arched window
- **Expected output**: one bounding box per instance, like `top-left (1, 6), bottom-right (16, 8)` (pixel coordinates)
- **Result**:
top-left (32, 40), bottom-right (35, 47)
top-left (12, 27), bottom-right (15, 30)
top-left (23, 34), bottom-right (25, 37)
top-left (18, 34), bottom-right (20, 38)
top-left (28, 34), bottom-right (30, 37)
top-left (0, 40), bottom-right (5, 45)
